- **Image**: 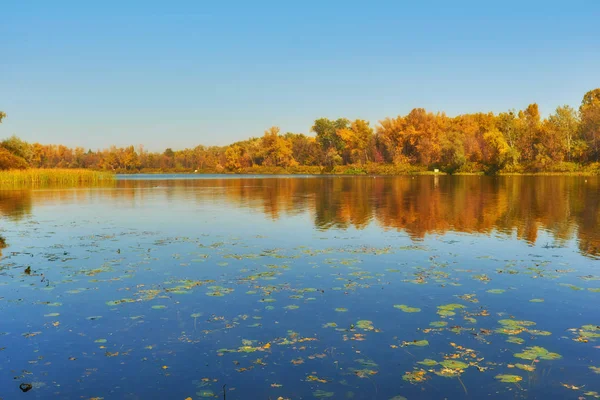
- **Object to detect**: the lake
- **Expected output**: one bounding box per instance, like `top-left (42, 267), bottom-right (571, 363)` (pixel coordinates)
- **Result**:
top-left (1, 175), bottom-right (599, 399)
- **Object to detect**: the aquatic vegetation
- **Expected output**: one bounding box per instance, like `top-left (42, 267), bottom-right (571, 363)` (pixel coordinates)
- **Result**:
top-left (313, 390), bottom-right (335, 398)
top-left (569, 325), bottom-right (600, 342)
top-left (514, 346), bottom-right (561, 360)
top-left (106, 298), bottom-right (136, 306)
top-left (403, 369), bottom-right (427, 383)
top-left (429, 321), bottom-right (448, 328)
top-left (437, 303), bottom-right (465, 317)
top-left (355, 320), bottom-right (375, 331)
top-left (401, 340), bottom-right (429, 347)
top-left (496, 319), bottom-right (536, 335)
top-left (394, 304), bottom-right (421, 313)
top-left (495, 374), bottom-right (523, 383)
top-left (439, 360), bottom-right (468, 370)
top-left (514, 363), bottom-right (536, 372)
top-left (486, 289), bottom-right (505, 294)
top-left (0, 168), bottom-right (114, 187)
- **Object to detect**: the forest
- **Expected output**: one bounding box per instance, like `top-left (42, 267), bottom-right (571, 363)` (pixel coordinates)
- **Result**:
top-left (1, 88), bottom-right (599, 175)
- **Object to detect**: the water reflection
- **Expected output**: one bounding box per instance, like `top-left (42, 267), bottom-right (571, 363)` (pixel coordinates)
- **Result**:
top-left (1, 175), bottom-right (599, 257)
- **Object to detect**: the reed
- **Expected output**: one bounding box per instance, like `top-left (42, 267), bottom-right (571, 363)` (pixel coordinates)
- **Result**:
top-left (0, 169), bottom-right (115, 187)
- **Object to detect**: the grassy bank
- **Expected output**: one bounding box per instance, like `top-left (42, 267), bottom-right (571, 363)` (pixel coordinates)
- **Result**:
top-left (0, 169), bottom-right (115, 187)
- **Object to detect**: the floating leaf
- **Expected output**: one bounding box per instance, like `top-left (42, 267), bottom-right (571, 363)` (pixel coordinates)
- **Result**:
top-left (313, 390), bottom-right (334, 398)
top-left (356, 320), bottom-right (375, 331)
top-left (515, 363), bottom-right (535, 372)
top-left (429, 321), bottom-right (448, 328)
top-left (401, 340), bottom-right (429, 347)
top-left (403, 370), bottom-right (427, 383)
top-left (495, 374), bottom-right (523, 383)
top-left (44, 313), bottom-right (60, 317)
top-left (514, 346), bottom-right (561, 360)
top-left (394, 304), bottom-right (421, 313)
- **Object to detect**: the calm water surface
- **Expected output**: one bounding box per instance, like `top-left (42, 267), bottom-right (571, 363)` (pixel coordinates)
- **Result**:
top-left (1, 175), bottom-right (599, 399)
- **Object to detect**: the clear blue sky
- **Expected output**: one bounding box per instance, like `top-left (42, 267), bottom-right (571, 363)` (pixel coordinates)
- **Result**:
top-left (1, 0), bottom-right (599, 151)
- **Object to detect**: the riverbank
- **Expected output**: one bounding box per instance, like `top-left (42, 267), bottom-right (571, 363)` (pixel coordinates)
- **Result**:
top-left (121, 163), bottom-right (600, 176)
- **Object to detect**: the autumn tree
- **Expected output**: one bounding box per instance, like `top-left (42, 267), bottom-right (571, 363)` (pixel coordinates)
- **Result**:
top-left (335, 119), bottom-right (373, 164)
top-left (580, 89), bottom-right (600, 161)
top-left (516, 103), bottom-right (541, 163)
top-left (481, 128), bottom-right (511, 173)
top-left (403, 108), bottom-right (445, 166)
top-left (224, 145), bottom-right (244, 171)
top-left (259, 127), bottom-right (296, 167)
top-left (376, 116), bottom-right (405, 163)
top-left (540, 106), bottom-right (580, 163)
top-left (284, 133), bottom-right (320, 166)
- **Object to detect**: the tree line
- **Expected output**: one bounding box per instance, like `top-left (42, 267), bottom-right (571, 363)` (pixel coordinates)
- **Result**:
top-left (1, 88), bottom-right (599, 174)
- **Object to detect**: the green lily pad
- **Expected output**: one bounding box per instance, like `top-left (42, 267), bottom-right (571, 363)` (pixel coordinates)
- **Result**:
top-left (356, 320), bottom-right (374, 331)
top-left (495, 374), bottom-right (523, 383)
top-left (429, 321), bottom-right (448, 328)
top-left (440, 360), bottom-right (468, 370)
top-left (514, 346), bottom-right (561, 360)
top-left (394, 304), bottom-right (421, 313)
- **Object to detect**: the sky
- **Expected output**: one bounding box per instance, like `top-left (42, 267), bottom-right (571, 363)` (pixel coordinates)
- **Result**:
top-left (1, 0), bottom-right (599, 151)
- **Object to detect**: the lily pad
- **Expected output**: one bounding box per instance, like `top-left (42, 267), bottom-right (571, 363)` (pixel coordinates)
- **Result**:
top-left (495, 374), bottom-right (523, 383)
top-left (514, 346), bottom-right (561, 361)
top-left (394, 304), bottom-right (421, 313)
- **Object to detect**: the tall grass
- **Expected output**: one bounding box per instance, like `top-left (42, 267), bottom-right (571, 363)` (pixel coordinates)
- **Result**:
top-left (0, 169), bottom-right (115, 187)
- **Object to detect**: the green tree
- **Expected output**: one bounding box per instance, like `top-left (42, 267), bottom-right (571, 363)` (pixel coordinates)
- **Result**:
top-left (439, 130), bottom-right (466, 173)
top-left (311, 118), bottom-right (350, 154)
top-left (1, 135), bottom-right (32, 163)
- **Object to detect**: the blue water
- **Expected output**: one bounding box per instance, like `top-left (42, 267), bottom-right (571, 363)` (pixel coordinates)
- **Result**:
top-left (0, 176), bottom-right (599, 399)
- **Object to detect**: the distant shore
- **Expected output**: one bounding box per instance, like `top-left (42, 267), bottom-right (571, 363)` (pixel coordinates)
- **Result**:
top-left (115, 165), bottom-right (600, 177)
